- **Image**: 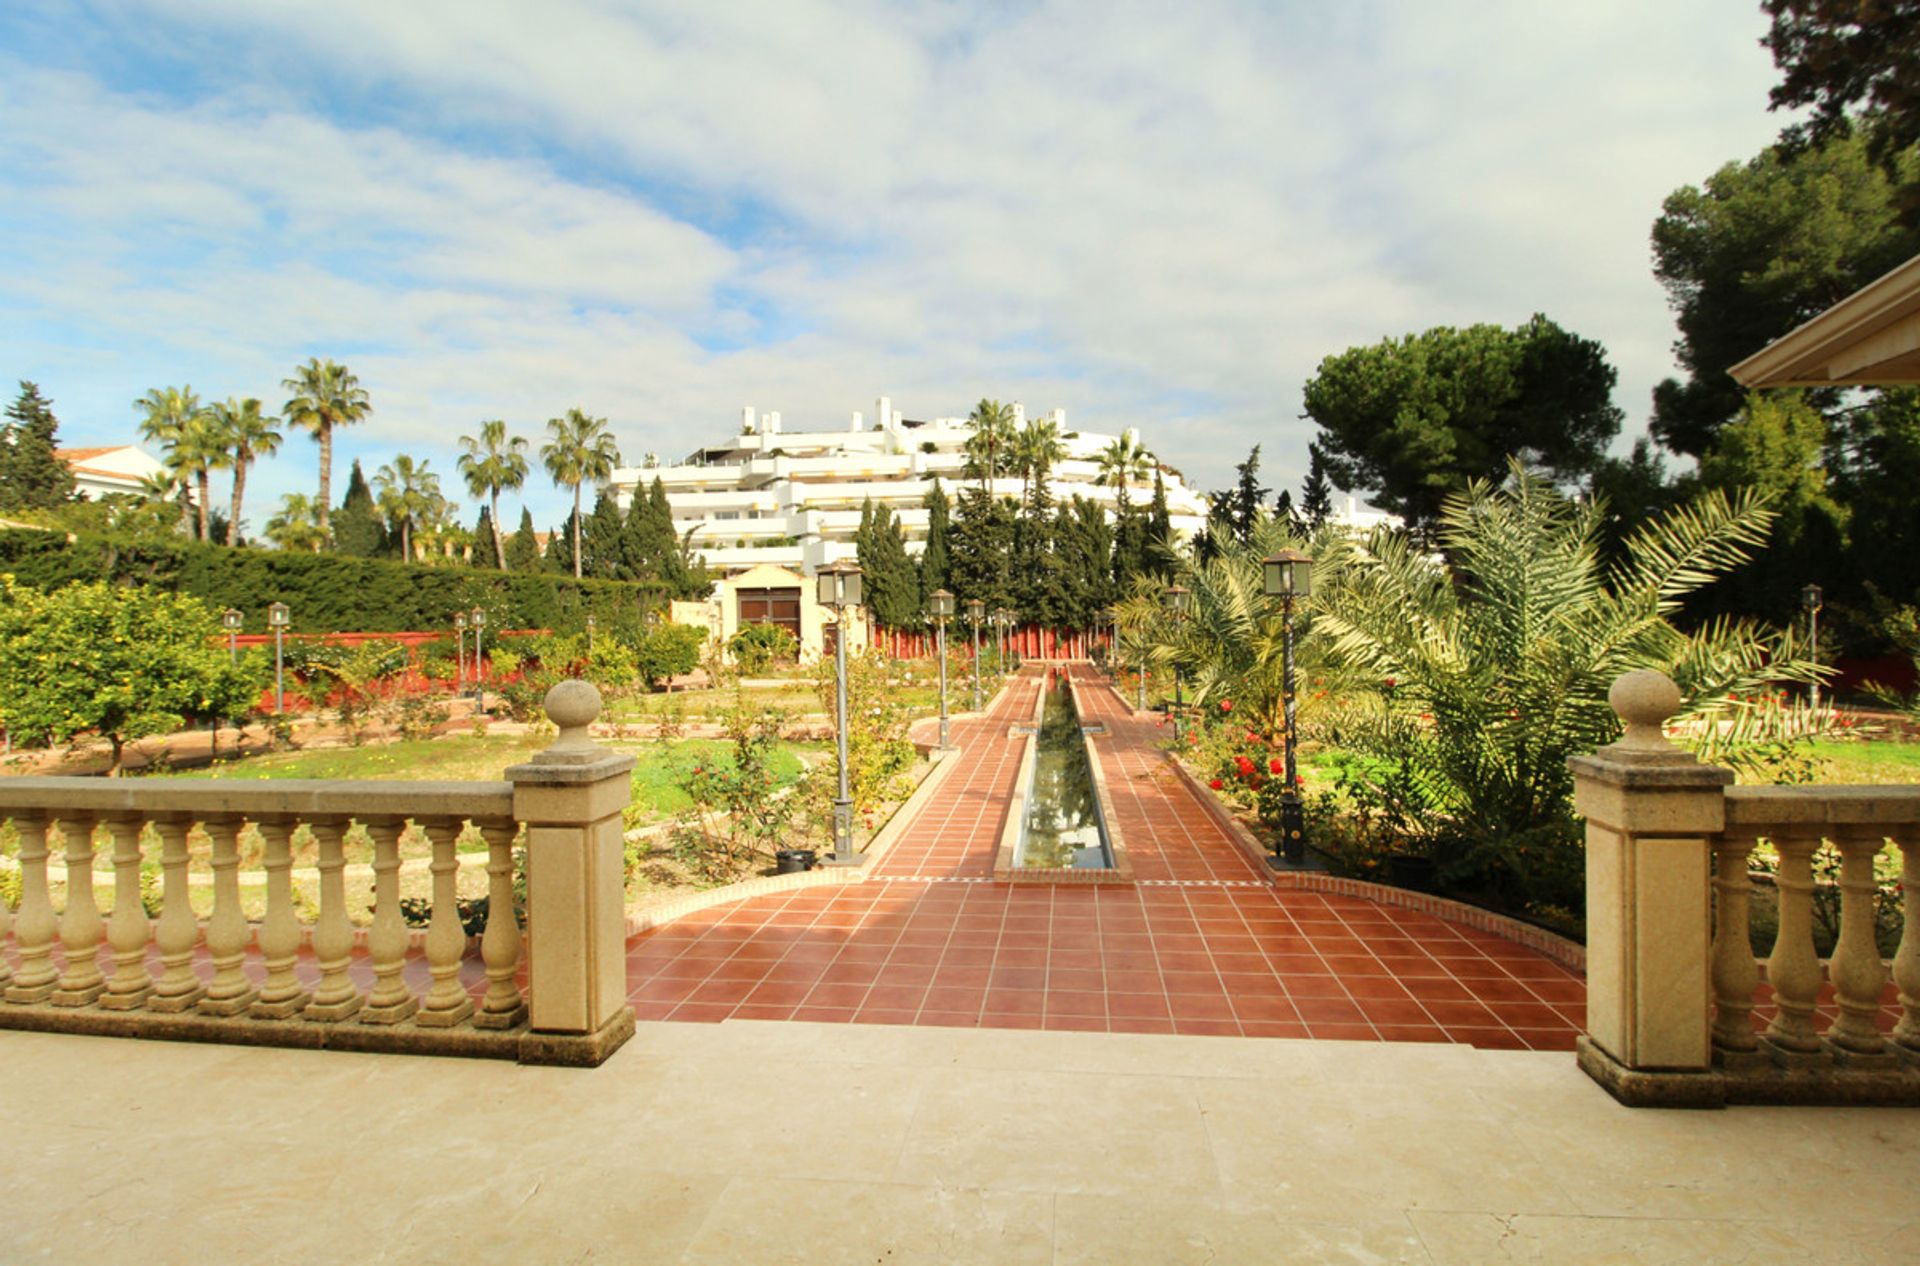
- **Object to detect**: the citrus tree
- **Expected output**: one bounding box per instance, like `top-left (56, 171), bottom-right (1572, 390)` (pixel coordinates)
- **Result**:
top-left (0, 578), bottom-right (262, 773)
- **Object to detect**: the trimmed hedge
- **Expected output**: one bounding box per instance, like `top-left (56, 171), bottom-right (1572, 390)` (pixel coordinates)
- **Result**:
top-left (0, 529), bottom-right (673, 636)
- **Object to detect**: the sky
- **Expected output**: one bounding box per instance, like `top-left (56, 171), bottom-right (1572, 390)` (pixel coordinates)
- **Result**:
top-left (0, 0), bottom-right (1793, 534)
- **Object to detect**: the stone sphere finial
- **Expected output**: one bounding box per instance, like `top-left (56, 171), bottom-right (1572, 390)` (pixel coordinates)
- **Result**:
top-left (544, 679), bottom-right (602, 752)
top-left (1609, 669), bottom-right (1680, 751)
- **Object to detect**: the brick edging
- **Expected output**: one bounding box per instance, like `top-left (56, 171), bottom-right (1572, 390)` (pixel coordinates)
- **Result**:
top-left (620, 738), bottom-right (970, 942)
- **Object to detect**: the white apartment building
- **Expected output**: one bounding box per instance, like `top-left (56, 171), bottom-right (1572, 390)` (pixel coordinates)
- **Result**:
top-left (609, 396), bottom-right (1211, 579)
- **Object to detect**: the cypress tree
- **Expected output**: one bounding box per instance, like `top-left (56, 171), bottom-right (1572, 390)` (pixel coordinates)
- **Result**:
top-left (920, 479), bottom-right (951, 601)
top-left (546, 513), bottom-right (577, 575)
top-left (471, 505), bottom-right (497, 567)
top-left (1230, 444), bottom-right (1267, 543)
top-left (949, 484), bottom-right (1016, 612)
top-left (332, 460), bottom-right (385, 556)
top-left (504, 506), bottom-right (543, 571)
top-left (1274, 488), bottom-right (1297, 531)
top-left (860, 502), bottom-right (919, 628)
top-left (1147, 469), bottom-right (1172, 563)
top-left (0, 382), bottom-right (76, 511)
top-left (1301, 441), bottom-right (1334, 529)
top-left (583, 488), bottom-right (625, 579)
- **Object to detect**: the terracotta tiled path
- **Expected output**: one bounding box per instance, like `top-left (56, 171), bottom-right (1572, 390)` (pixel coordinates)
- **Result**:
top-left (626, 665), bottom-right (1588, 1048)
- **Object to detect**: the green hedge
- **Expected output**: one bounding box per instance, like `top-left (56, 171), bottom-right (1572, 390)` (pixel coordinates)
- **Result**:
top-left (0, 530), bottom-right (673, 636)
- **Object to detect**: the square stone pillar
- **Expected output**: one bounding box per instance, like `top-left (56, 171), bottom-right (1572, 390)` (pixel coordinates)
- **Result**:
top-left (507, 680), bottom-right (637, 1065)
top-left (1574, 672), bottom-right (1743, 1083)
top-left (1570, 670), bottom-right (1733, 1076)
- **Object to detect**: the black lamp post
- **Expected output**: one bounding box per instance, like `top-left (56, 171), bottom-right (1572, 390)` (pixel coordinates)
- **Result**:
top-left (929, 588), bottom-right (955, 750)
top-left (1803, 583), bottom-right (1824, 713)
top-left (1162, 585), bottom-right (1189, 739)
top-left (454, 611), bottom-right (468, 694)
top-left (220, 608), bottom-right (242, 758)
top-left (997, 607), bottom-right (1015, 670)
top-left (267, 601), bottom-right (290, 714)
top-left (470, 607), bottom-right (487, 713)
top-left (967, 597), bottom-right (985, 711)
top-left (1263, 549), bottom-right (1313, 865)
top-left (818, 562), bottom-right (864, 863)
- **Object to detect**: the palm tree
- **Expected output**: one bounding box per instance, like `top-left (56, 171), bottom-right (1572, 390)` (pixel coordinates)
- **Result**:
top-left (963, 399), bottom-right (1016, 493)
top-left (134, 385), bottom-right (210, 538)
top-left (207, 397), bottom-right (281, 546)
top-left (281, 357), bottom-right (372, 540)
top-left (374, 454), bottom-right (444, 562)
top-left (1095, 431), bottom-right (1152, 511)
top-left (540, 408), bottom-right (621, 579)
top-left (264, 493), bottom-right (328, 552)
top-left (1014, 415), bottom-right (1066, 504)
top-left (130, 467), bottom-right (192, 536)
top-left (457, 419), bottom-right (530, 568)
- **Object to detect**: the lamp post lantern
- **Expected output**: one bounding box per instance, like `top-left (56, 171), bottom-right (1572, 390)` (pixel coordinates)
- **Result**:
top-left (929, 589), bottom-right (955, 750)
top-left (1803, 583), bottom-right (1824, 713)
top-left (966, 598), bottom-right (985, 712)
top-left (585, 612), bottom-right (596, 657)
top-left (1162, 585), bottom-right (1189, 739)
top-left (267, 602), bottom-right (290, 714)
top-left (454, 611), bottom-right (468, 693)
top-left (817, 562), bottom-right (864, 863)
top-left (1263, 549), bottom-right (1314, 865)
top-left (219, 608), bottom-right (243, 758)
top-left (470, 607), bottom-right (487, 713)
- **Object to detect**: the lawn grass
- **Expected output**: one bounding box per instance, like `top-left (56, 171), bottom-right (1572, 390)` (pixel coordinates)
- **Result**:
top-left (1802, 737), bottom-right (1920, 785)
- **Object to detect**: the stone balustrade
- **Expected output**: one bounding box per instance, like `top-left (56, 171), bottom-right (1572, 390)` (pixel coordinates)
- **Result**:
top-left (1573, 669), bottom-right (1920, 1106)
top-left (0, 680), bottom-right (634, 1066)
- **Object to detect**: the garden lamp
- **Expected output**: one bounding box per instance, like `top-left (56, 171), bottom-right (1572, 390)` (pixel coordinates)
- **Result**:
top-left (928, 588), bottom-right (955, 750)
top-left (966, 597), bottom-right (984, 711)
top-left (454, 611), bottom-right (467, 692)
top-left (817, 563), bottom-right (863, 864)
top-left (267, 602), bottom-right (290, 714)
top-left (470, 607), bottom-right (487, 713)
top-left (1263, 551), bottom-right (1315, 865)
top-left (1803, 583), bottom-right (1824, 712)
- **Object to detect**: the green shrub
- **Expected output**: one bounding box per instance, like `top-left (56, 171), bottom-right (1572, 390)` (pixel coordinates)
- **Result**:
top-left (729, 621), bottom-right (798, 674)
top-left (635, 622), bottom-right (707, 688)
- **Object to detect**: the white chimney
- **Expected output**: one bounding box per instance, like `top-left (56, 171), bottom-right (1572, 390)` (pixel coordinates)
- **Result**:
top-left (1012, 401), bottom-right (1025, 428)
top-left (892, 409), bottom-right (904, 429)
top-left (851, 411), bottom-right (864, 430)
top-left (1050, 407), bottom-right (1066, 428)
top-left (876, 396), bottom-right (892, 433)
top-left (741, 405), bottom-right (756, 433)
top-left (767, 411), bottom-right (782, 434)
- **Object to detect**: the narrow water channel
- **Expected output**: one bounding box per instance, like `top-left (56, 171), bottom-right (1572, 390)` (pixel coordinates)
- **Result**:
top-left (1019, 672), bottom-right (1112, 869)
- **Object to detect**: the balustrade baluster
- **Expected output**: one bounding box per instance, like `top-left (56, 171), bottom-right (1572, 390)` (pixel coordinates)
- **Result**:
top-left (1889, 831), bottom-right (1919, 1058)
top-left (1827, 828), bottom-right (1890, 1057)
top-left (197, 818), bottom-right (257, 1015)
top-left (303, 820), bottom-right (362, 1021)
top-left (416, 820), bottom-right (474, 1027)
top-left (5, 814), bottom-right (57, 1003)
top-left (361, 819), bottom-right (418, 1023)
top-left (100, 814), bottom-right (153, 1010)
top-left (474, 822), bottom-right (525, 1029)
top-left (51, 818), bottom-right (105, 1006)
top-left (147, 818), bottom-right (205, 1011)
top-left (1710, 831), bottom-right (1760, 1055)
top-left (1762, 831), bottom-right (1826, 1060)
top-left (250, 819), bottom-right (310, 1018)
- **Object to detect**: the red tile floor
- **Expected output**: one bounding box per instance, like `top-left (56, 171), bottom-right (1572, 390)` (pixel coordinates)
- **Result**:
top-left (624, 664), bottom-right (1592, 1050)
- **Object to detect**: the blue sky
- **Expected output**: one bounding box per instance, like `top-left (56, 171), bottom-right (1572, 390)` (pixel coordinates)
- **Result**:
top-left (0, 0), bottom-right (1788, 534)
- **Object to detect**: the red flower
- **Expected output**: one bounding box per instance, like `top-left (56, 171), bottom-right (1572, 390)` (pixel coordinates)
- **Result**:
top-left (1296, 775), bottom-right (1305, 786)
top-left (1220, 699), bottom-right (1234, 713)
top-left (1384, 677), bottom-right (1396, 688)
top-left (1269, 757), bottom-right (1283, 774)
top-left (1208, 778), bottom-right (1224, 790)
top-left (1234, 755), bottom-right (1255, 777)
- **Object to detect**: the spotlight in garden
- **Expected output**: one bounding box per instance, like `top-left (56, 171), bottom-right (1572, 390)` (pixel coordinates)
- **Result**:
top-left (1262, 550), bottom-right (1315, 867)
top-left (267, 601), bottom-right (290, 715)
top-left (817, 562), bottom-right (864, 864)
top-left (928, 588), bottom-right (955, 751)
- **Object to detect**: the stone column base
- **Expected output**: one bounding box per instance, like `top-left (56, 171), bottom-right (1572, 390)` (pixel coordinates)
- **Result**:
top-left (1579, 1035), bottom-right (1920, 1108)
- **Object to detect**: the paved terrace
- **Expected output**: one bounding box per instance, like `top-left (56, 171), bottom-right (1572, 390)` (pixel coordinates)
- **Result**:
top-left (626, 666), bottom-right (1589, 1048)
top-left (8, 1023), bottom-right (1914, 1264)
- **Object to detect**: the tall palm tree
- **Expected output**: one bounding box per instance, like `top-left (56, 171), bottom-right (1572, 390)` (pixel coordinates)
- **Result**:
top-left (207, 397), bottom-right (282, 546)
top-left (964, 399), bottom-right (1016, 494)
top-left (264, 493), bottom-right (328, 552)
top-left (1014, 415), bottom-right (1066, 504)
top-left (541, 408), bottom-right (621, 579)
top-left (457, 419), bottom-right (530, 568)
top-left (374, 454), bottom-right (443, 562)
top-left (281, 357), bottom-right (372, 540)
top-left (1096, 431), bottom-right (1152, 511)
top-left (134, 385), bottom-right (209, 537)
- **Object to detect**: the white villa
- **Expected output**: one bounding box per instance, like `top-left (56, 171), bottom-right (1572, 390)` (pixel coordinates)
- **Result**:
top-left (608, 396), bottom-right (1211, 579)
top-left (54, 445), bottom-right (171, 501)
